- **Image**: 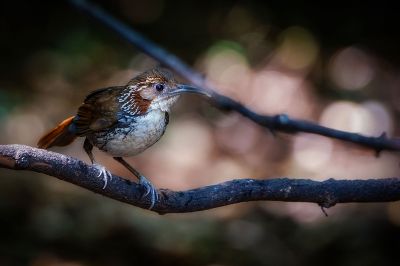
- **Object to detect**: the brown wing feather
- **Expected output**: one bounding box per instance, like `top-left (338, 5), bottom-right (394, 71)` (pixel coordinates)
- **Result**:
top-left (74, 86), bottom-right (124, 136)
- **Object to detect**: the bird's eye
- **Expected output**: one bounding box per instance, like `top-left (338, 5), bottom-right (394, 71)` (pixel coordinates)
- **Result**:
top-left (155, 83), bottom-right (164, 92)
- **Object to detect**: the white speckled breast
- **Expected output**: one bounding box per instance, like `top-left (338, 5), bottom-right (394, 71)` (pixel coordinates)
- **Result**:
top-left (89, 110), bottom-right (168, 157)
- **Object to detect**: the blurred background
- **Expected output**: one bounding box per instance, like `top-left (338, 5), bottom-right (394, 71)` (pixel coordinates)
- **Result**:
top-left (1, 0), bottom-right (400, 265)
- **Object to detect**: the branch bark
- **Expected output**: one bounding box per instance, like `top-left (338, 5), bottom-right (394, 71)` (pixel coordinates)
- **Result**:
top-left (68, 0), bottom-right (400, 153)
top-left (1, 144), bottom-right (399, 214)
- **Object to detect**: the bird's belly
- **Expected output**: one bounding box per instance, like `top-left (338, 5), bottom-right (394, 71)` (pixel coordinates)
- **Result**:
top-left (92, 111), bottom-right (168, 157)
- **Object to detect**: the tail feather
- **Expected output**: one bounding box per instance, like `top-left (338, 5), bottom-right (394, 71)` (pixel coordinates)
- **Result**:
top-left (38, 116), bottom-right (77, 149)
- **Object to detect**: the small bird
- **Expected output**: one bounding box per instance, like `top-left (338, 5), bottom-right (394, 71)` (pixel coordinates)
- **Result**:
top-left (37, 68), bottom-right (209, 209)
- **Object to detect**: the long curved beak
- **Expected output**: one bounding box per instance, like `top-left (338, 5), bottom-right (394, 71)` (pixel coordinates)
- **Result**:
top-left (169, 84), bottom-right (212, 98)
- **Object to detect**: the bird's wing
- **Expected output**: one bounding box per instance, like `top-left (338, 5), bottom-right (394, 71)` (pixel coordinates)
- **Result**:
top-left (73, 86), bottom-right (124, 136)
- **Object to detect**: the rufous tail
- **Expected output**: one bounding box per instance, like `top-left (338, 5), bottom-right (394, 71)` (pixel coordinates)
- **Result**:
top-left (37, 116), bottom-right (77, 149)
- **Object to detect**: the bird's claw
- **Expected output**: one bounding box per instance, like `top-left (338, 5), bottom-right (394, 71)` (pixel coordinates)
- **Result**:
top-left (139, 175), bottom-right (158, 209)
top-left (93, 163), bottom-right (113, 189)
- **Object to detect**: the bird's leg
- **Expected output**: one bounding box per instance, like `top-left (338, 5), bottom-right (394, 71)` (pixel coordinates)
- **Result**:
top-left (84, 138), bottom-right (112, 189)
top-left (113, 157), bottom-right (158, 209)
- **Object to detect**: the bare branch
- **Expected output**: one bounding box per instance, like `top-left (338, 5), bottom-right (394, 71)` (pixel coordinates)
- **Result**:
top-left (1, 144), bottom-right (400, 214)
top-left (68, 0), bottom-right (400, 153)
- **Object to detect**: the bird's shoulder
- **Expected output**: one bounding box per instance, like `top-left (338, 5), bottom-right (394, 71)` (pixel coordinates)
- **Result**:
top-left (73, 86), bottom-right (125, 135)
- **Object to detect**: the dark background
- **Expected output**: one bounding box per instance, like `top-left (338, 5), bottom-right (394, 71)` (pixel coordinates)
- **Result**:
top-left (1, 1), bottom-right (400, 265)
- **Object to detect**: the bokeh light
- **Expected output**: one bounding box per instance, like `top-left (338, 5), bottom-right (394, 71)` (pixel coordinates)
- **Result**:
top-left (320, 100), bottom-right (393, 136)
top-left (329, 47), bottom-right (375, 90)
top-left (320, 101), bottom-right (375, 133)
top-left (250, 70), bottom-right (314, 117)
top-left (292, 134), bottom-right (333, 174)
top-left (274, 26), bottom-right (319, 70)
top-left (202, 40), bottom-right (250, 98)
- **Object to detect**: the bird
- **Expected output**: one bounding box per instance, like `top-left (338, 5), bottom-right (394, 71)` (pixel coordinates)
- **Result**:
top-left (37, 68), bottom-right (209, 209)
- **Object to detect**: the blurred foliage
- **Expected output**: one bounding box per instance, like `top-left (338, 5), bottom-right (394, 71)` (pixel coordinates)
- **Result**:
top-left (1, 1), bottom-right (400, 265)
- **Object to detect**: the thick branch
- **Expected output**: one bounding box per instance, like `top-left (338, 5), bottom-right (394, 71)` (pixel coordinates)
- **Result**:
top-left (1, 144), bottom-right (399, 214)
top-left (68, 0), bottom-right (400, 153)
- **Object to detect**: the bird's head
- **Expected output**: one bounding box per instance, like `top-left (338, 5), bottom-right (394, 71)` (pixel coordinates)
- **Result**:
top-left (126, 68), bottom-right (210, 114)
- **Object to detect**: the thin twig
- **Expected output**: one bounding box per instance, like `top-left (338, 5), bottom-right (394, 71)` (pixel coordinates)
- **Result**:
top-left (68, 0), bottom-right (400, 153)
top-left (1, 145), bottom-right (400, 214)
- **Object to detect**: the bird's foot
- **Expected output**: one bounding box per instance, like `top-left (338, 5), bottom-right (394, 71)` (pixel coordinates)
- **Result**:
top-left (139, 175), bottom-right (158, 209)
top-left (93, 163), bottom-right (113, 189)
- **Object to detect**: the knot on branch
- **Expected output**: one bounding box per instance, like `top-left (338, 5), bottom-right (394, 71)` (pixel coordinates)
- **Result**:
top-left (275, 114), bottom-right (290, 125)
top-left (319, 196), bottom-right (338, 208)
top-left (272, 114), bottom-right (296, 133)
top-left (15, 148), bottom-right (30, 169)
